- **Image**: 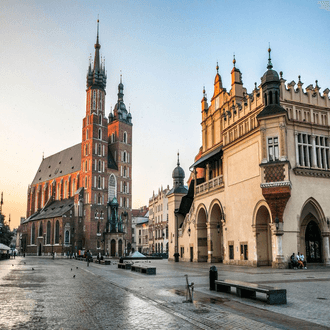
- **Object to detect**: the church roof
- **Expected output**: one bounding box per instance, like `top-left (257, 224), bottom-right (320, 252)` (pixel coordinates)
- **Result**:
top-left (32, 144), bottom-right (81, 185)
top-left (27, 198), bottom-right (74, 221)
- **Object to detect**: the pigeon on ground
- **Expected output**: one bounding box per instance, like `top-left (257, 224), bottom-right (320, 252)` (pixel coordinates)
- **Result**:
top-left (23, 262), bottom-right (26, 264)
top-left (32, 268), bottom-right (34, 271)
top-left (71, 268), bottom-right (72, 271)
top-left (73, 275), bottom-right (76, 278)
top-left (12, 264), bottom-right (14, 266)
top-left (76, 267), bottom-right (78, 269)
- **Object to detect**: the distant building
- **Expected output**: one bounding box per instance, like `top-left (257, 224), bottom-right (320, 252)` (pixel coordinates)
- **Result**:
top-left (17, 21), bottom-right (133, 257)
top-left (169, 50), bottom-right (330, 267)
top-left (148, 185), bottom-right (171, 254)
top-left (131, 206), bottom-right (148, 253)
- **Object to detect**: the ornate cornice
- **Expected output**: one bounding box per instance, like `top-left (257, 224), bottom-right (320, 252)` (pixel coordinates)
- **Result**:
top-left (293, 167), bottom-right (330, 178)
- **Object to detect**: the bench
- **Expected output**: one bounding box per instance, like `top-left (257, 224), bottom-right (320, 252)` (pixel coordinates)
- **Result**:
top-left (215, 279), bottom-right (286, 305)
top-left (131, 265), bottom-right (156, 275)
top-left (118, 262), bottom-right (132, 270)
top-left (100, 260), bottom-right (111, 265)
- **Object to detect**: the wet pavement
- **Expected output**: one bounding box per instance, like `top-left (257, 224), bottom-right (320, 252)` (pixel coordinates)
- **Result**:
top-left (0, 257), bottom-right (329, 329)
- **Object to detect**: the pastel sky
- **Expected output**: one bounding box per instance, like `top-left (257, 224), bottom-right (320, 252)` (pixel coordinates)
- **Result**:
top-left (1, 0), bottom-right (329, 229)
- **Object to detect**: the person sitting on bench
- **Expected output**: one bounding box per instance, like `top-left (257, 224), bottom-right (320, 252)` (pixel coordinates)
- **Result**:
top-left (298, 252), bottom-right (307, 269)
top-left (290, 253), bottom-right (298, 269)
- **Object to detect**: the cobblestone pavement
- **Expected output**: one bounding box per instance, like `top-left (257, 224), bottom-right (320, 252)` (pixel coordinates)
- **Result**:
top-left (0, 257), bottom-right (329, 329)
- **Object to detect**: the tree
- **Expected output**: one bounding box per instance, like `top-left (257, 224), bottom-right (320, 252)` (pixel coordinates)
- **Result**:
top-left (0, 218), bottom-right (14, 247)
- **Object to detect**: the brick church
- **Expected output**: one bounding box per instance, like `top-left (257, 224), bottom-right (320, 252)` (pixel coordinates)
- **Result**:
top-left (18, 21), bottom-right (133, 257)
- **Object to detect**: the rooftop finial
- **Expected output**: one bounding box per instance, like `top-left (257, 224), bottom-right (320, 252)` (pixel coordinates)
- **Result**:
top-left (96, 16), bottom-right (99, 44)
top-left (120, 70), bottom-right (122, 84)
top-left (233, 53), bottom-right (236, 68)
top-left (216, 62), bottom-right (219, 73)
top-left (177, 151), bottom-right (180, 166)
top-left (298, 75), bottom-right (301, 83)
top-left (267, 43), bottom-right (273, 70)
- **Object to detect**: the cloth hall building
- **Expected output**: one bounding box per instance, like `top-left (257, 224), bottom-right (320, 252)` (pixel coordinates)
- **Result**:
top-left (168, 50), bottom-right (330, 268)
top-left (17, 23), bottom-right (133, 257)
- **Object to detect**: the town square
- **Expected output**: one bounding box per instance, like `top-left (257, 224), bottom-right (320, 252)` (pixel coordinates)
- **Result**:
top-left (1, 0), bottom-right (330, 328)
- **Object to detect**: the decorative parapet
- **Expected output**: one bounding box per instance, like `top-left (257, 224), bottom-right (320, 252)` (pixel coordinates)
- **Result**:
top-left (260, 181), bottom-right (292, 189)
top-left (195, 175), bottom-right (224, 196)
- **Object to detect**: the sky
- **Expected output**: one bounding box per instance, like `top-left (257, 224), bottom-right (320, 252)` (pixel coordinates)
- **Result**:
top-left (1, 0), bottom-right (329, 229)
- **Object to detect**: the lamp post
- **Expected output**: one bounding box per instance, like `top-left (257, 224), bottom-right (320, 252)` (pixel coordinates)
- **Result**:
top-left (217, 222), bottom-right (220, 234)
top-left (275, 216), bottom-right (279, 231)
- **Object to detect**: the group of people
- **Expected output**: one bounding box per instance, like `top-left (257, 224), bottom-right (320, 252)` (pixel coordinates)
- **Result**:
top-left (290, 252), bottom-right (307, 269)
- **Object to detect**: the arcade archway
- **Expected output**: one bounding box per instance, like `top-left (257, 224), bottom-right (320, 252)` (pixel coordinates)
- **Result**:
top-left (196, 206), bottom-right (207, 262)
top-left (255, 205), bottom-right (272, 266)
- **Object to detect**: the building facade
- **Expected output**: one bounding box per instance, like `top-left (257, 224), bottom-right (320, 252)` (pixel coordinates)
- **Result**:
top-left (131, 206), bottom-right (149, 253)
top-left (168, 50), bottom-right (330, 267)
top-left (148, 186), bottom-right (170, 254)
top-left (17, 22), bottom-right (133, 257)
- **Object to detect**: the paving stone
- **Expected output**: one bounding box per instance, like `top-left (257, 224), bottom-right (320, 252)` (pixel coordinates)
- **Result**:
top-left (0, 257), bottom-right (329, 329)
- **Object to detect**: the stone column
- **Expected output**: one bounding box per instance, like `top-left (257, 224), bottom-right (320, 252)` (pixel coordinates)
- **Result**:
top-left (207, 223), bottom-right (213, 263)
top-left (311, 135), bottom-right (317, 168)
top-left (322, 233), bottom-right (330, 266)
top-left (272, 223), bottom-right (286, 269)
top-left (294, 132), bottom-right (299, 166)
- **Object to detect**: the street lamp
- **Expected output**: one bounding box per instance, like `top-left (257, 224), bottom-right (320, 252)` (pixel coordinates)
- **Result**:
top-left (188, 226), bottom-right (191, 236)
top-left (275, 216), bottom-right (279, 231)
top-left (217, 222), bottom-right (221, 234)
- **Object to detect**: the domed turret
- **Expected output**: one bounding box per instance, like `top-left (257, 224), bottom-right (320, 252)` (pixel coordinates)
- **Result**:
top-left (257, 47), bottom-right (286, 119)
top-left (112, 74), bottom-right (131, 123)
top-left (172, 152), bottom-right (185, 190)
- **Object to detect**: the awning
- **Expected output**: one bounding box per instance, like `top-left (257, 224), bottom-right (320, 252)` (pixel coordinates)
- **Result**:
top-left (190, 146), bottom-right (222, 170)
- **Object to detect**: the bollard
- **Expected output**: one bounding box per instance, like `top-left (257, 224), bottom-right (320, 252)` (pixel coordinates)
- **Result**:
top-left (209, 266), bottom-right (218, 291)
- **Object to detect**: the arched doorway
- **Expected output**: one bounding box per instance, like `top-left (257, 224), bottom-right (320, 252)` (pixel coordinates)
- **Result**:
top-left (118, 239), bottom-right (123, 257)
top-left (255, 205), bottom-right (272, 266)
top-left (305, 220), bottom-right (322, 263)
top-left (111, 239), bottom-right (116, 257)
top-left (300, 199), bottom-right (325, 264)
top-left (196, 206), bottom-right (207, 262)
top-left (209, 202), bottom-right (223, 263)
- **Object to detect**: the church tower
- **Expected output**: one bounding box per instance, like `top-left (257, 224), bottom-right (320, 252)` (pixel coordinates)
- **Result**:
top-left (108, 76), bottom-right (133, 249)
top-left (81, 20), bottom-right (108, 251)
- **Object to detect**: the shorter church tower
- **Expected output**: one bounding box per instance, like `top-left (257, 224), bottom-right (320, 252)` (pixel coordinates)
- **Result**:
top-left (107, 76), bottom-right (133, 252)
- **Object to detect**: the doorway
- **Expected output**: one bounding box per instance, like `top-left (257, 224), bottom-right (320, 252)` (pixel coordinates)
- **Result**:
top-left (190, 246), bottom-right (193, 262)
top-left (305, 220), bottom-right (322, 263)
top-left (111, 239), bottom-right (116, 257)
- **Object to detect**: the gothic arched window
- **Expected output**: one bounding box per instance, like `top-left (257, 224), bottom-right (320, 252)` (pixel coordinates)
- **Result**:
top-left (47, 221), bottom-right (51, 244)
top-left (123, 131), bottom-right (127, 143)
top-left (65, 230), bottom-right (70, 245)
top-left (98, 129), bottom-right (102, 140)
top-left (108, 174), bottom-right (117, 202)
top-left (39, 222), bottom-right (43, 237)
top-left (55, 220), bottom-right (60, 244)
top-left (31, 223), bottom-right (35, 245)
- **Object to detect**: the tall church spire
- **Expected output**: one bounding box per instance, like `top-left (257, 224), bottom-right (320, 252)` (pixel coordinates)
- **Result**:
top-left (94, 19), bottom-right (101, 73)
top-left (86, 19), bottom-right (107, 90)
